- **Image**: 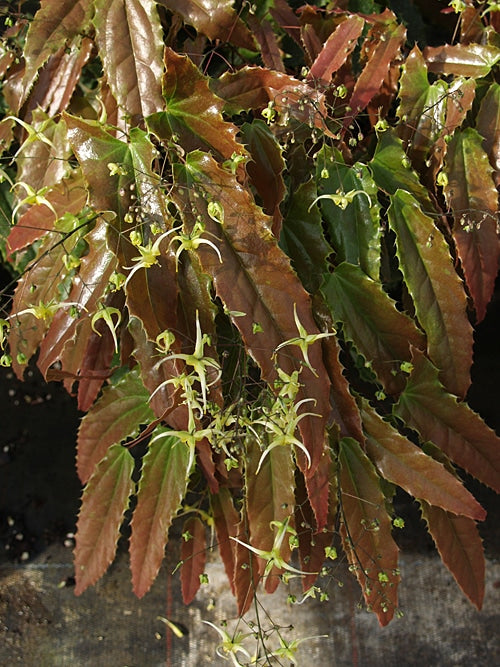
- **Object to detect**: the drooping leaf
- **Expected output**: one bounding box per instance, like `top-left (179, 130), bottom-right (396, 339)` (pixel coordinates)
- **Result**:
top-left (76, 319), bottom-right (117, 411)
top-left (361, 399), bottom-right (486, 520)
top-left (245, 438), bottom-right (296, 593)
top-left (338, 437), bottom-right (400, 626)
top-left (269, 0), bottom-right (301, 47)
top-left (20, 0), bottom-right (94, 107)
top-left (180, 515), bottom-right (207, 605)
top-left (388, 189), bottom-right (473, 398)
top-left (476, 82), bottom-right (500, 188)
top-left (316, 146), bottom-right (381, 281)
top-left (369, 130), bottom-right (435, 213)
top-left (307, 14), bottom-right (364, 83)
top-left (394, 348), bottom-right (500, 494)
top-left (323, 262), bottom-right (426, 394)
top-left (130, 429), bottom-right (191, 598)
top-left (233, 516), bottom-right (260, 616)
top-left (279, 178), bottom-right (330, 294)
top-left (240, 120), bottom-right (285, 237)
top-left (419, 500), bottom-right (485, 610)
top-left (342, 18), bottom-right (406, 131)
top-left (423, 43), bottom-right (500, 78)
top-left (77, 367), bottom-right (154, 483)
top-left (443, 128), bottom-right (499, 323)
top-left (172, 151), bottom-right (331, 487)
top-left (74, 443), bottom-right (134, 595)
top-left (211, 487), bottom-right (240, 595)
top-left (157, 0), bottom-right (256, 50)
top-left (93, 0), bottom-right (164, 121)
top-left (246, 15), bottom-right (285, 73)
top-left (147, 49), bottom-right (244, 161)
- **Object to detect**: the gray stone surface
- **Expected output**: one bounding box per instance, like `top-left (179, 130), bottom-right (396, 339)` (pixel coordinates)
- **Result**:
top-left (0, 542), bottom-right (498, 666)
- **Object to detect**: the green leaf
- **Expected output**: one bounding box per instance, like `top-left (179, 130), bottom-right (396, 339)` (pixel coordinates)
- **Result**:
top-left (77, 367), bottom-right (154, 483)
top-left (20, 0), bottom-right (94, 107)
top-left (157, 0), bottom-right (256, 50)
top-left (180, 516), bottom-right (207, 605)
top-left (130, 429), bottom-right (191, 598)
top-left (361, 399), bottom-right (487, 520)
top-left (476, 82), bottom-right (500, 189)
top-left (387, 189), bottom-right (473, 398)
top-left (370, 130), bottom-right (435, 213)
top-left (419, 500), bottom-right (485, 610)
top-left (245, 438), bottom-right (296, 593)
top-left (443, 128), bottom-right (499, 323)
top-left (396, 47), bottom-right (448, 172)
top-left (240, 120), bottom-right (285, 237)
top-left (280, 178), bottom-right (330, 294)
top-left (339, 437), bottom-right (400, 626)
top-left (322, 263), bottom-right (426, 394)
top-left (147, 49), bottom-right (244, 161)
top-left (394, 348), bottom-right (500, 494)
top-left (316, 146), bottom-right (381, 280)
top-left (423, 43), bottom-right (500, 78)
top-left (74, 443), bottom-right (134, 595)
top-left (93, 0), bottom-right (164, 120)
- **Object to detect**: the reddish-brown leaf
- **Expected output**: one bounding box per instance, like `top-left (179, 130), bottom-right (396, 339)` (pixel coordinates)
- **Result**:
top-left (8, 170), bottom-right (87, 256)
top-left (269, 0), bottom-right (301, 47)
top-left (211, 487), bottom-right (240, 595)
top-left (394, 348), bottom-right (500, 495)
top-left (130, 429), bottom-right (191, 598)
top-left (74, 444), bottom-right (134, 595)
top-left (77, 321), bottom-right (117, 412)
top-left (180, 516), bottom-right (207, 605)
top-left (361, 400), bottom-right (487, 521)
top-left (343, 20), bottom-right (406, 131)
top-left (423, 43), bottom-right (500, 78)
top-left (420, 500), bottom-right (485, 610)
top-left (247, 15), bottom-right (285, 73)
top-left (93, 0), bottom-right (164, 121)
top-left (245, 438), bottom-right (296, 593)
top-left (444, 128), bottom-right (499, 323)
top-left (339, 437), bottom-right (400, 626)
top-left (476, 83), bottom-right (500, 188)
top-left (233, 517), bottom-right (260, 616)
top-left (157, 0), bottom-right (256, 50)
top-left (307, 15), bottom-right (364, 84)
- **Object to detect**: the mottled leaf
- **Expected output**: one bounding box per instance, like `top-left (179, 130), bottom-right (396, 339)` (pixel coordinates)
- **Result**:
top-left (93, 0), bottom-right (164, 121)
top-left (361, 399), bottom-right (486, 520)
top-left (77, 367), bottom-right (154, 483)
top-left (394, 349), bottom-right (500, 494)
top-left (245, 438), bottom-right (296, 593)
top-left (323, 263), bottom-right (426, 394)
top-left (20, 0), bottom-right (93, 107)
top-left (279, 178), bottom-right (330, 294)
top-left (307, 14), bottom-right (364, 83)
top-left (420, 500), bottom-right (485, 610)
top-left (339, 437), bottom-right (400, 626)
top-left (423, 43), bottom-right (500, 78)
top-left (74, 444), bottom-right (134, 595)
top-left (316, 145), bottom-right (381, 280)
top-left (180, 516), bottom-right (207, 605)
top-left (157, 0), bottom-right (256, 50)
top-left (240, 120), bottom-right (285, 237)
top-left (130, 429), bottom-right (191, 598)
top-left (147, 49), bottom-right (243, 160)
top-left (444, 128), bottom-right (499, 323)
top-left (388, 189), bottom-right (473, 398)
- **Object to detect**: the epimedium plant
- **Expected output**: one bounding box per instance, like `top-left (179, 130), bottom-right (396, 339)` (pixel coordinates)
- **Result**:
top-left (0, 0), bottom-right (499, 658)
